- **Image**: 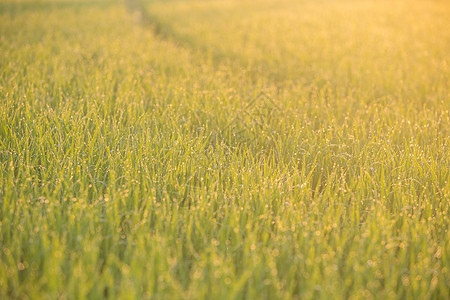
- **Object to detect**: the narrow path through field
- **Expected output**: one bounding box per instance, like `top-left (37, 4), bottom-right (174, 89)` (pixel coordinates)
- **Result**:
top-left (122, 0), bottom-right (272, 84)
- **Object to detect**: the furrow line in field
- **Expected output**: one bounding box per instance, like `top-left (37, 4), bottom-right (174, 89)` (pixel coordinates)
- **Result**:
top-left (123, 0), bottom-right (258, 74)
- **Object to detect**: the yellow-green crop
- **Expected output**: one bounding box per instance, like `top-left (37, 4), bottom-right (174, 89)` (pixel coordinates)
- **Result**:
top-left (0, 0), bottom-right (449, 299)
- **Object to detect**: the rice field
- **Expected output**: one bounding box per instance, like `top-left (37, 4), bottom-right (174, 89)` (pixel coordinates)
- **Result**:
top-left (0, 0), bottom-right (449, 298)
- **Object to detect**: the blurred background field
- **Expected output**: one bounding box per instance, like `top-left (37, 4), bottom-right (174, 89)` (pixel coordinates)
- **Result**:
top-left (0, 0), bottom-right (449, 299)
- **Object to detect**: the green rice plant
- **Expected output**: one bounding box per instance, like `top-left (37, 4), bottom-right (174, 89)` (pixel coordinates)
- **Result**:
top-left (0, 0), bottom-right (448, 299)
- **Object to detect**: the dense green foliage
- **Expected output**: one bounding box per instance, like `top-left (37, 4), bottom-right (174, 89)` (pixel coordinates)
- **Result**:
top-left (0, 0), bottom-right (449, 298)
